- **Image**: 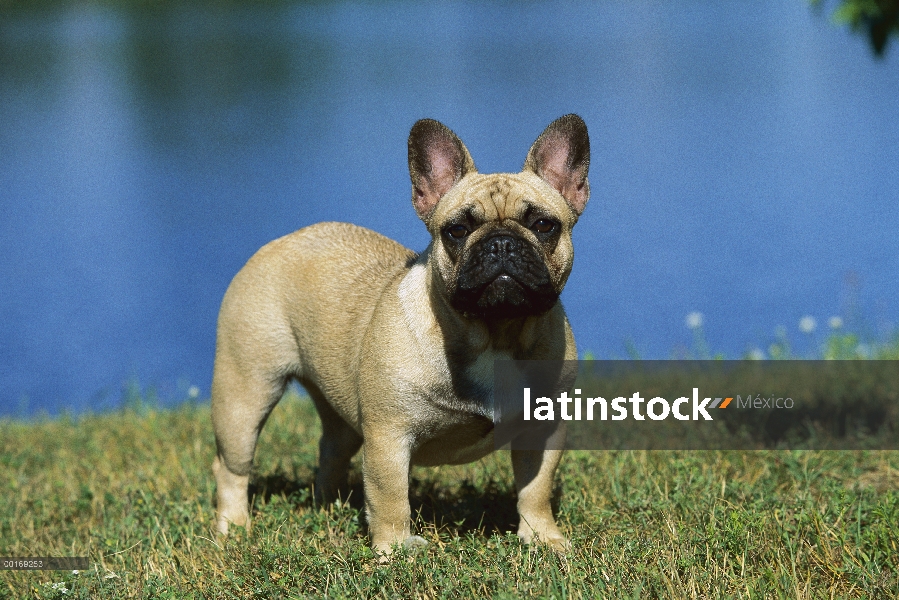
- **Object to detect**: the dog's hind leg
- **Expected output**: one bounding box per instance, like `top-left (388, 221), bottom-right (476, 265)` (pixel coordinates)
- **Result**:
top-left (211, 356), bottom-right (287, 535)
top-left (305, 385), bottom-right (363, 505)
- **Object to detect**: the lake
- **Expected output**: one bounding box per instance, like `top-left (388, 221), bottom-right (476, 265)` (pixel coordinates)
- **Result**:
top-left (1, 0), bottom-right (897, 416)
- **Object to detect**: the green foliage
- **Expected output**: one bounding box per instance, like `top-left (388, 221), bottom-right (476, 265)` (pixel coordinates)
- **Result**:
top-left (813, 0), bottom-right (899, 54)
top-left (673, 319), bottom-right (899, 362)
top-left (2, 393), bottom-right (899, 597)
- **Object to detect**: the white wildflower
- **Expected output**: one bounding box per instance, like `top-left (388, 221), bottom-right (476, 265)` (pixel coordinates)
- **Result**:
top-left (798, 316), bottom-right (816, 334)
top-left (828, 316), bottom-right (843, 329)
top-left (685, 312), bottom-right (703, 330)
top-left (188, 386), bottom-right (200, 399)
top-left (747, 348), bottom-right (765, 360)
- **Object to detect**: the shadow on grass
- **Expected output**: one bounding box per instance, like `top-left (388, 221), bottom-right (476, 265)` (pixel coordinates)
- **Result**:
top-left (409, 477), bottom-right (520, 535)
top-left (247, 468), bottom-right (561, 537)
top-left (248, 472), bottom-right (316, 507)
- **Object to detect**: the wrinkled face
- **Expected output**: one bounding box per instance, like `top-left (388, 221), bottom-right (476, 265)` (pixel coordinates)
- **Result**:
top-left (407, 115), bottom-right (590, 321)
top-left (429, 172), bottom-right (576, 319)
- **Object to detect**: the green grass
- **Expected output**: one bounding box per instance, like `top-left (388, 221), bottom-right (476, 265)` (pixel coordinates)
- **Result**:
top-left (2, 390), bottom-right (899, 598)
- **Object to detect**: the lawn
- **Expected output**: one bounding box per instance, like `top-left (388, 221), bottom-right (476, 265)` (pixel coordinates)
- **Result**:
top-left (2, 387), bottom-right (899, 598)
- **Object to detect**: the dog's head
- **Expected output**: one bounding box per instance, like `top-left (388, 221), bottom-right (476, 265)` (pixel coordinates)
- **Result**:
top-left (408, 115), bottom-right (589, 320)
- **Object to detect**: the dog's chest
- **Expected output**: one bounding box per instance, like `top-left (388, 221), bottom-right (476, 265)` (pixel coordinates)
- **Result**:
top-left (429, 347), bottom-right (511, 419)
top-left (465, 349), bottom-right (507, 392)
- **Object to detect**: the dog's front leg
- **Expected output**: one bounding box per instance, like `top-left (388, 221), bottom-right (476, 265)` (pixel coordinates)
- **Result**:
top-left (361, 432), bottom-right (424, 556)
top-left (511, 424), bottom-right (569, 552)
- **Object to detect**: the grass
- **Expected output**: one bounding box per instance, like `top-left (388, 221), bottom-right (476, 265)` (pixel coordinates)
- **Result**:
top-left (2, 327), bottom-right (898, 598)
top-left (2, 388), bottom-right (899, 598)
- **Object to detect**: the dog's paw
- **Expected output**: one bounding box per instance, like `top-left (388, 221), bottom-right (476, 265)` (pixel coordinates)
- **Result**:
top-left (212, 456), bottom-right (251, 536)
top-left (215, 516), bottom-right (229, 536)
top-left (374, 535), bottom-right (430, 563)
top-left (402, 535), bottom-right (429, 553)
top-left (215, 510), bottom-right (250, 536)
top-left (537, 534), bottom-right (570, 553)
top-left (518, 527), bottom-right (569, 553)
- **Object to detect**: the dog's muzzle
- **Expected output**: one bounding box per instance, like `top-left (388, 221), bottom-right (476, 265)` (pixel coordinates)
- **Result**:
top-left (451, 231), bottom-right (558, 319)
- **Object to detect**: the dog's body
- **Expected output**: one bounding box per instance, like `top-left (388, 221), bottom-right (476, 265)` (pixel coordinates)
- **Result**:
top-left (212, 115), bottom-right (589, 554)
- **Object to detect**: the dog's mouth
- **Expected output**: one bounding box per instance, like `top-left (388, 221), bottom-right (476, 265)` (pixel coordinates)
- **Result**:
top-left (451, 232), bottom-right (559, 319)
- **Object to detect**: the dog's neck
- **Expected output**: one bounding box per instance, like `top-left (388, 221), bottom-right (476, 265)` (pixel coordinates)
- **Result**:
top-left (419, 254), bottom-right (545, 357)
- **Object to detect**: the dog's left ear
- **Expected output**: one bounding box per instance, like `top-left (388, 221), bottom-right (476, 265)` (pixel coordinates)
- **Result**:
top-left (523, 114), bottom-right (590, 216)
top-left (408, 119), bottom-right (477, 222)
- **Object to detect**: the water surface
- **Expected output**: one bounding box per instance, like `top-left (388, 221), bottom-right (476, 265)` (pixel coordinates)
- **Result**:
top-left (1, 1), bottom-right (897, 415)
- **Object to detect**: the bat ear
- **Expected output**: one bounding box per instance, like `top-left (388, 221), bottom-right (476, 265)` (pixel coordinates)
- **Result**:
top-left (523, 114), bottom-right (590, 215)
top-left (408, 119), bottom-right (477, 221)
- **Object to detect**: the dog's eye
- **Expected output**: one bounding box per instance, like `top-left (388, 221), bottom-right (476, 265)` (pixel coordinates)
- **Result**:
top-left (531, 219), bottom-right (557, 235)
top-left (446, 224), bottom-right (469, 239)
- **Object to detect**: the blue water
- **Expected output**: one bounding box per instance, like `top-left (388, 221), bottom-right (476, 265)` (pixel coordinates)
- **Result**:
top-left (1, 1), bottom-right (897, 416)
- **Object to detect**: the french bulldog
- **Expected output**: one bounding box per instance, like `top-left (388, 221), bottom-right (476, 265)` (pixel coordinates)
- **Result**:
top-left (211, 114), bottom-right (589, 555)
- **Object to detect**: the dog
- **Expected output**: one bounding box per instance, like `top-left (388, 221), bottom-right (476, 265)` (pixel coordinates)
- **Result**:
top-left (211, 114), bottom-right (589, 555)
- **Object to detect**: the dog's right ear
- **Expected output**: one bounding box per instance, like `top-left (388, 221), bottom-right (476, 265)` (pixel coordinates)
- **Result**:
top-left (408, 119), bottom-right (477, 221)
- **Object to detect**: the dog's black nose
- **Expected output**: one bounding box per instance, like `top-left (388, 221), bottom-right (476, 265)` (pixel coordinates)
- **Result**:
top-left (486, 234), bottom-right (521, 259)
